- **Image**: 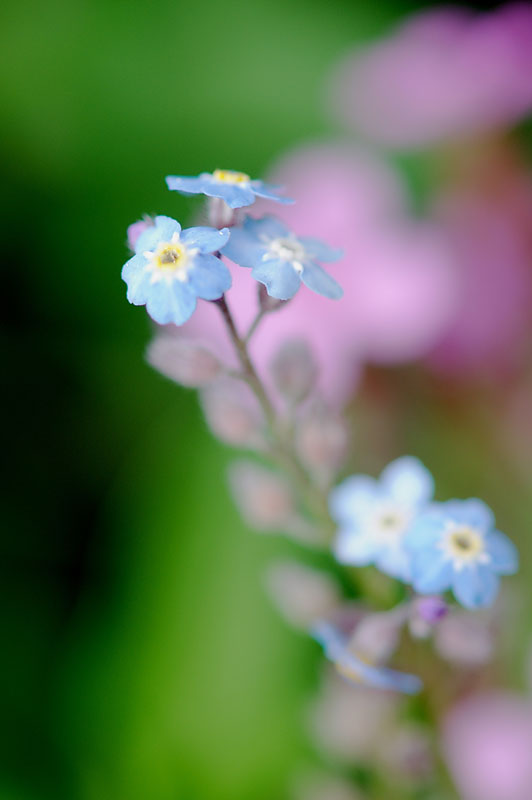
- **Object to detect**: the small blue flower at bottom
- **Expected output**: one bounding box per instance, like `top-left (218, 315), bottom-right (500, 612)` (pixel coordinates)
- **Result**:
top-left (220, 215), bottom-right (343, 300)
top-left (166, 169), bottom-right (294, 209)
top-left (405, 499), bottom-right (518, 609)
top-left (330, 456), bottom-right (434, 582)
top-left (312, 620), bottom-right (422, 694)
top-left (122, 216), bottom-right (231, 325)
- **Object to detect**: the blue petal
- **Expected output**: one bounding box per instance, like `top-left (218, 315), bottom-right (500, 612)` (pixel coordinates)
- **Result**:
top-left (375, 545), bottom-right (412, 582)
top-left (411, 549), bottom-right (454, 594)
top-left (299, 236), bottom-right (343, 262)
top-left (221, 227), bottom-right (267, 268)
top-left (404, 510), bottom-right (447, 550)
top-left (188, 254), bottom-right (231, 300)
top-left (312, 622), bottom-right (421, 694)
top-left (243, 215), bottom-right (290, 240)
top-left (122, 254), bottom-right (150, 303)
top-left (334, 527), bottom-right (380, 566)
top-left (165, 175), bottom-right (212, 195)
top-left (329, 475), bottom-right (379, 524)
top-left (381, 456), bottom-right (434, 509)
top-left (209, 183), bottom-right (256, 208)
top-left (485, 530), bottom-right (519, 575)
top-left (250, 180), bottom-right (294, 205)
top-left (441, 499), bottom-right (495, 534)
top-left (181, 226), bottom-right (230, 254)
top-left (135, 216), bottom-right (181, 254)
top-left (301, 261), bottom-right (343, 300)
top-left (251, 259), bottom-right (301, 300)
top-left (145, 280), bottom-right (197, 326)
top-left (452, 564), bottom-right (499, 609)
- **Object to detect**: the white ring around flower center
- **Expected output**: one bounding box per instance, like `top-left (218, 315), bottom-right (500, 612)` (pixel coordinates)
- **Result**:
top-left (368, 503), bottom-right (412, 542)
top-left (144, 232), bottom-right (194, 283)
top-left (439, 522), bottom-right (489, 569)
top-left (264, 237), bottom-right (307, 268)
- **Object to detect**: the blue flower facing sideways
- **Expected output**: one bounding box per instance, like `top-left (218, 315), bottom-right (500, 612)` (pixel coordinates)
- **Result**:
top-left (166, 169), bottom-right (294, 209)
top-left (221, 215), bottom-right (343, 301)
top-left (122, 216), bottom-right (231, 325)
top-left (312, 620), bottom-right (422, 694)
top-left (405, 499), bottom-right (518, 609)
top-left (330, 456), bottom-right (434, 582)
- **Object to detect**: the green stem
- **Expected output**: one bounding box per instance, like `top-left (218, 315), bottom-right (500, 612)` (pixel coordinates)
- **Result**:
top-left (216, 295), bottom-right (334, 539)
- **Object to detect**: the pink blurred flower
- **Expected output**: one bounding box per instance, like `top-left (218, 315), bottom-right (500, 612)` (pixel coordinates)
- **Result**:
top-left (180, 143), bottom-right (458, 404)
top-left (427, 152), bottom-right (532, 375)
top-left (330, 4), bottom-right (532, 148)
top-left (443, 692), bottom-right (532, 800)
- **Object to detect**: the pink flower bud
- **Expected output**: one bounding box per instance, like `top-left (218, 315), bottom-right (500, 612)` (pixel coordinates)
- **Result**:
top-left (435, 610), bottom-right (494, 666)
top-left (297, 403), bottom-right (348, 482)
top-left (146, 335), bottom-right (221, 388)
top-left (127, 217), bottom-right (154, 251)
top-left (258, 283), bottom-right (288, 313)
top-left (270, 339), bottom-right (317, 404)
top-left (229, 461), bottom-right (295, 530)
top-left (200, 380), bottom-right (264, 448)
top-left (308, 670), bottom-right (398, 763)
top-left (348, 606), bottom-right (408, 665)
top-left (265, 561), bottom-right (341, 629)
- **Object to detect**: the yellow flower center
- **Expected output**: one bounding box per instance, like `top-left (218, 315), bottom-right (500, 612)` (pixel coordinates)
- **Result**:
top-left (213, 169), bottom-right (250, 184)
top-left (149, 240), bottom-right (188, 272)
top-left (448, 526), bottom-right (484, 558)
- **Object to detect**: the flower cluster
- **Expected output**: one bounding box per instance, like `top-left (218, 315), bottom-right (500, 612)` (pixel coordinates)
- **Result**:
top-left (121, 158), bottom-right (522, 800)
top-left (330, 456), bottom-right (518, 609)
top-left (122, 169), bottom-right (342, 326)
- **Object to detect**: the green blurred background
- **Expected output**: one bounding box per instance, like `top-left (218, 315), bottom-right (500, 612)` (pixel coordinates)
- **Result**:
top-left (1, 1), bottom-right (522, 799)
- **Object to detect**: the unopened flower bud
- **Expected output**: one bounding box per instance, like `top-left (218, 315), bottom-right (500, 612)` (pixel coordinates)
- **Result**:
top-left (348, 606), bottom-right (408, 665)
top-left (258, 283), bottom-right (287, 313)
top-left (127, 217), bottom-right (154, 251)
top-left (229, 461), bottom-right (295, 531)
top-left (435, 610), bottom-right (494, 666)
top-left (201, 380), bottom-right (263, 448)
top-left (147, 335), bottom-right (221, 388)
top-left (207, 196), bottom-right (239, 228)
top-left (265, 561), bottom-right (341, 629)
top-left (409, 596), bottom-right (448, 638)
top-left (308, 670), bottom-right (398, 762)
top-left (297, 403), bottom-right (348, 482)
top-left (270, 339), bottom-right (317, 404)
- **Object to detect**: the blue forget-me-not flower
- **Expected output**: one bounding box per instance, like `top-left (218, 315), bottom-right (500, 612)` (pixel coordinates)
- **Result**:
top-left (330, 456), bottom-right (434, 582)
top-left (221, 215), bottom-right (343, 301)
top-left (312, 620), bottom-right (422, 694)
top-left (166, 169), bottom-right (294, 209)
top-left (122, 215), bottom-right (231, 325)
top-left (405, 499), bottom-right (518, 609)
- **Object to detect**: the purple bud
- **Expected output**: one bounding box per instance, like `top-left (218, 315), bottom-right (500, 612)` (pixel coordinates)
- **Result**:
top-left (270, 339), bottom-right (317, 404)
top-left (146, 335), bottom-right (221, 388)
top-left (417, 596), bottom-right (448, 624)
